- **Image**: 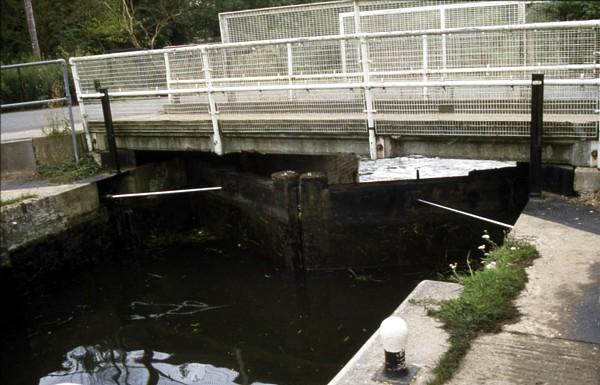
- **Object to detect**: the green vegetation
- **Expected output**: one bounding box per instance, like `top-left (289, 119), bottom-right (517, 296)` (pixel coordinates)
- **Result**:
top-left (426, 238), bottom-right (539, 385)
top-left (37, 156), bottom-right (102, 183)
top-left (534, 0), bottom-right (600, 21)
top-left (1, 193), bottom-right (38, 207)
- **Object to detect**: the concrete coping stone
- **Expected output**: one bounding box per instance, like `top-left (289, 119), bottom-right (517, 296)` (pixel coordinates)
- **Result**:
top-left (328, 279), bottom-right (463, 385)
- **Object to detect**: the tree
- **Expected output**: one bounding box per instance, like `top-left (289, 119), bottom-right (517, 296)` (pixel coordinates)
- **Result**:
top-left (103, 0), bottom-right (186, 49)
top-left (23, 0), bottom-right (41, 59)
top-left (536, 1), bottom-right (600, 21)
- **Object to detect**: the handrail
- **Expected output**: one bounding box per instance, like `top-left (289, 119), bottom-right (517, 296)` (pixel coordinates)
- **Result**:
top-left (69, 20), bottom-right (600, 63)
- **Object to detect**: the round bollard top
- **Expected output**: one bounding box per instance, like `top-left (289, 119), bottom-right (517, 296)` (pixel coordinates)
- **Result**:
top-left (380, 316), bottom-right (408, 353)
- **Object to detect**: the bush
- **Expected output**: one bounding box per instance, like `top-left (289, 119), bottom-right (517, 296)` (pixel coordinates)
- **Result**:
top-left (0, 61), bottom-right (76, 106)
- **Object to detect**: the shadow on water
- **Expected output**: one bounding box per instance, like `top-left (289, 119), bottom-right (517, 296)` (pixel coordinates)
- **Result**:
top-left (3, 237), bottom-right (421, 385)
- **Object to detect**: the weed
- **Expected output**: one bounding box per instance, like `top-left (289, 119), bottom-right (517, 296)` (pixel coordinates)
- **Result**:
top-left (0, 193), bottom-right (38, 207)
top-left (37, 156), bottom-right (101, 183)
top-left (426, 238), bottom-right (538, 385)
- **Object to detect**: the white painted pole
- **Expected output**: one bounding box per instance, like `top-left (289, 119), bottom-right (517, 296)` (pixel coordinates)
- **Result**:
top-left (164, 52), bottom-right (173, 104)
top-left (417, 199), bottom-right (514, 229)
top-left (440, 8), bottom-right (447, 71)
top-left (201, 48), bottom-right (223, 155)
top-left (287, 42), bottom-right (294, 100)
top-left (68, 61), bottom-right (93, 152)
top-left (354, 0), bottom-right (378, 161)
top-left (106, 187), bottom-right (222, 199)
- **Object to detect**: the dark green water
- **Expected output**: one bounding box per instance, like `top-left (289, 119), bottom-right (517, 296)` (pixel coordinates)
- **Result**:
top-left (6, 240), bottom-right (420, 385)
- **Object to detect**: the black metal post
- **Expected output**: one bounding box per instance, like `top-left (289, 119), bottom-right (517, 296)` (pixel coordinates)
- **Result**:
top-left (99, 88), bottom-right (121, 174)
top-left (530, 74), bottom-right (544, 197)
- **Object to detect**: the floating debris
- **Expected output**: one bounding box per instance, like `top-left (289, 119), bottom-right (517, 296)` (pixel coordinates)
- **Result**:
top-left (130, 300), bottom-right (229, 320)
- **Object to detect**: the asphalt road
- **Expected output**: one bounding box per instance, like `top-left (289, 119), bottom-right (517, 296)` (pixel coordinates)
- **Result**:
top-left (0, 106), bottom-right (82, 141)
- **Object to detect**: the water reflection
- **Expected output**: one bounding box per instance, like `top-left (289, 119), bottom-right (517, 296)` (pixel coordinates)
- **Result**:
top-left (39, 346), bottom-right (274, 385)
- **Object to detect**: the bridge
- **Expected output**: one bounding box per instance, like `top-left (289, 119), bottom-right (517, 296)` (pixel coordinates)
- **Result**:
top-left (69, 1), bottom-right (600, 168)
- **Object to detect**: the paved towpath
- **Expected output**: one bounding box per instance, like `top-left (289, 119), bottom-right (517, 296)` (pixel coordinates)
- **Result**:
top-left (447, 197), bottom-right (600, 385)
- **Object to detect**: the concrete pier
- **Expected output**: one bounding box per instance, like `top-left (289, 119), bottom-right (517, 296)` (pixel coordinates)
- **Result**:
top-left (328, 280), bottom-right (463, 385)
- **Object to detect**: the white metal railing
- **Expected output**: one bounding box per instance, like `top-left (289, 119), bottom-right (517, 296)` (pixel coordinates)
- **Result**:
top-left (1, 59), bottom-right (81, 161)
top-left (218, 0), bottom-right (544, 43)
top-left (70, 20), bottom-right (600, 158)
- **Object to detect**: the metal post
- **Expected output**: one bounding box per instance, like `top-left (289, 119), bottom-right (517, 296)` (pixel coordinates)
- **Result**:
top-left (440, 8), bottom-right (447, 71)
top-left (422, 35), bottom-right (429, 99)
top-left (201, 47), bottom-right (223, 155)
top-left (17, 67), bottom-right (25, 101)
top-left (287, 42), bottom-right (294, 100)
top-left (530, 74), bottom-right (544, 197)
top-left (99, 87), bottom-right (120, 173)
top-left (164, 52), bottom-right (174, 104)
top-left (339, 15), bottom-right (348, 76)
top-left (59, 60), bottom-right (79, 162)
top-left (70, 61), bottom-right (92, 151)
top-left (354, 0), bottom-right (377, 160)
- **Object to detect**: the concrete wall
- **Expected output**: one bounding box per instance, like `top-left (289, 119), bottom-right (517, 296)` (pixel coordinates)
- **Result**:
top-left (0, 140), bottom-right (37, 180)
top-left (88, 118), bottom-right (597, 167)
top-left (0, 133), bottom-right (86, 181)
top-left (0, 183), bottom-right (101, 257)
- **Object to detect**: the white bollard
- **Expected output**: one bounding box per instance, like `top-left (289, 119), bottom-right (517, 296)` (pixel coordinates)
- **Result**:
top-left (380, 316), bottom-right (408, 373)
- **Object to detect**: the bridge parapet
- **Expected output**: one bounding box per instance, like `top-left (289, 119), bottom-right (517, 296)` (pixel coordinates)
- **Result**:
top-left (70, 19), bottom-right (600, 166)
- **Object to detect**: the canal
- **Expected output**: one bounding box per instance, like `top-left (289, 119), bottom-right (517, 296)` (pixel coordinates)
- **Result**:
top-left (4, 234), bottom-right (423, 385)
top-left (1, 156), bottom-right (523, 385)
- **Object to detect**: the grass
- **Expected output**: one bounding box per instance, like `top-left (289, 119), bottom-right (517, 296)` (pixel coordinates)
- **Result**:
top-left (37, 155), bottom-right (102, 183)
top-left (426, 238), bottom-right (539, 385)
top-left (0, 193), bottom-right (38, 207)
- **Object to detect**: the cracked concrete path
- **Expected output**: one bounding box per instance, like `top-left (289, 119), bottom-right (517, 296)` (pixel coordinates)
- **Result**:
top-left (447, 198), bottom-right (600, 385)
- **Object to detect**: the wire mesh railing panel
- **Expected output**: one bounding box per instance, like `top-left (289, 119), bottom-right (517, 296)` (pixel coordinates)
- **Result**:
top-left (446, 31), bottom-right (522, 69)
top-left (219, 119), bottom-right (368, 135)
top-left (208, 45), bottom-right (288, 86)
top-left (444, 3), bottom-right (522, 28)
top-left (75, 54), bottom-right (167, 94)
top-left (542, 85), bottom-right (599, 138)
top-left (374, 85), bottom-right (532, 136)
top-left (368, 35), bottom-right (444, 77)
top-left (291, 39), bottom-right (361, 81)
top-left (221, 2), bottom-right (354, 43)
top-left (220, 1), bottom-right (455, 43)
top-left (526, 29), bottom-right (599, 67)
top-left (342, 9), bottom-right (441, 34)
top-left (373, 85), bottom-right (599, 138)
top-left (84, 96), bottom-right (169, 122)
top-left (216, 88), bottom-right (367, 134)
top-left (167, 50), bottom-right (205, 87)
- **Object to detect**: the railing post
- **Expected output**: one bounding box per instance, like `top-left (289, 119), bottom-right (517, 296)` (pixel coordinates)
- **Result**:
top-left (70, 61), bottom-right (93, 151)
top-left (530, 74), bottom-right (544, 197)
top-left (422, 35), bottom-right (429, 99)
top-left (98, 87), bottom-right (121, 174)
top-left (440, 8), bottom-right (447, 71)
top-left (339, 15), bottom-right (348, 76)
top-left (164, 52), bottom-right (174, 104)
top-left (59, 60), bottom-right (79, 162)
top-left (201, 47), bottom-right (223, 155)
top-left (354, 0), bottom-right (377, 160)
top-left (287, 42), bottom-right (294, 100)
